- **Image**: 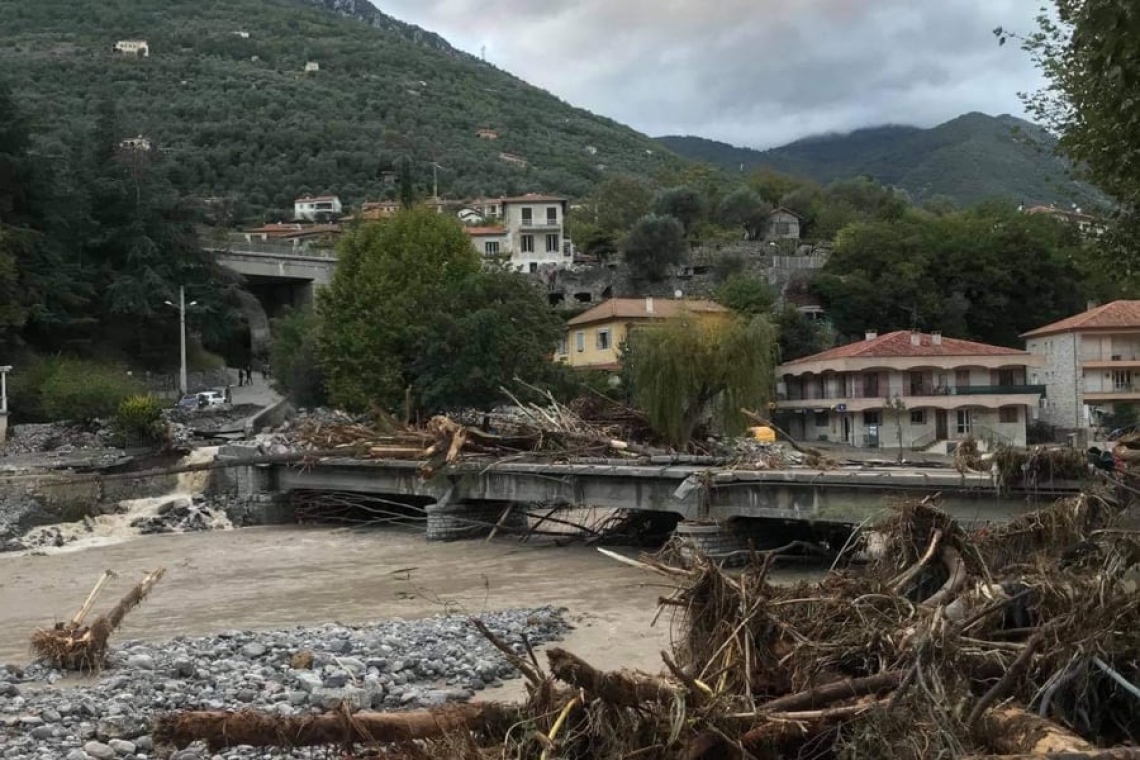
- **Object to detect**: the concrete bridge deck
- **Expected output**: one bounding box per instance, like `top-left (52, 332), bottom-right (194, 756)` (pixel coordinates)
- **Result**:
top-left (250, 457), bottom-right (1081, 528)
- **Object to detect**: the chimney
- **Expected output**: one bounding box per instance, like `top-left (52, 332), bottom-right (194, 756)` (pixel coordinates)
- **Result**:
top-left (1087, 300), bottom-right (1099, 312)
top-left (865, 330), bottom-right (878, 342)
top-left (932, 331), bottom-right (943, 346)
top-left (645, 297), bottom-right (654, 314)
top-left (910, 330), bottom-right (921, 347)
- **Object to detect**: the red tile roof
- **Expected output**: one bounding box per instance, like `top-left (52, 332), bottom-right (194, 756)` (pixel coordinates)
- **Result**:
top-left (567, 298), bottom-right (728, 327)
top-left (295, 195), bottom-right (339, 202)
top-left (1021, 301), bottom-right (1140, 338)
top-left (783, 331), bottom-right (1029, 365)
top-left (465, 226), bottom-right (507, 236)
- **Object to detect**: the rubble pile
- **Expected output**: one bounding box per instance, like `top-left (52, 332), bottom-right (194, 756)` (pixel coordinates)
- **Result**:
top-left (155, 492), bottom-right (1140, 758)
top-left (1, 422), bottom-right (112, 458)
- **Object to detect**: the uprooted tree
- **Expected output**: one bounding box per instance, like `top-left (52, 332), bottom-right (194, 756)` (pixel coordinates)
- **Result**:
top-left (625, 313), bottom-right (779, 447)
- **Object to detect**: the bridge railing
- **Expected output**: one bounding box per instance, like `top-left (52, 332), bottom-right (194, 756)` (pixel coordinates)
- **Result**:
top-left (205, 239), bottom-right (338, 259)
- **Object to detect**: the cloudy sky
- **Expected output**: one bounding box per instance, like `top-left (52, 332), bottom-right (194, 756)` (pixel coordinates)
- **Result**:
top-left (375, 0), bottom-right (1044, 149)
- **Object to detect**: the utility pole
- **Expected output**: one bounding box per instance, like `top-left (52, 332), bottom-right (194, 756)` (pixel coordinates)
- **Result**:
top-left (164, 286), bottom-right (198, 396)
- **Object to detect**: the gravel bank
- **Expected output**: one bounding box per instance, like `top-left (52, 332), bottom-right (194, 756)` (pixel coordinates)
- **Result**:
top-left (0, 607), bottom-right (566, 759)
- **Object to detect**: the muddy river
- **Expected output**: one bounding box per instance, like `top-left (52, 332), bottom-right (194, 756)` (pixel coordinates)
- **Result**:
top-left (0, 524), bottom-right (821, 699)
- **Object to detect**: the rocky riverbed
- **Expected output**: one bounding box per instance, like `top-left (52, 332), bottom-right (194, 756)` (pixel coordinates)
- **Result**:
top-left (0, 607), bottom-right (566, 759)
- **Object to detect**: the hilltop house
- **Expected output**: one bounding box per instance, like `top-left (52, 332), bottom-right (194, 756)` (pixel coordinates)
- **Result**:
top-left (119, 135), bottom-right (152, 152)
top-left (776, 330), bottom-right (1044, 451)
top-left (766, 207), bottom-right (802, 241)
top-left (114, 40), bottom-right (149, 57)
top-left (498, 152), bottom-right (528, 169)
top-left (294, 195), bottom-right (342, 221)
top-left (476, 128), bottom-right (499, 140)
top-left (556, 298), bottom-right (730, 371)
top-left (304, 61), bottom-right (320, 73)
top-left (1023, 300), bottom-right (1140, 437)
top-left (1024, 205), bottom-right (1106, 238)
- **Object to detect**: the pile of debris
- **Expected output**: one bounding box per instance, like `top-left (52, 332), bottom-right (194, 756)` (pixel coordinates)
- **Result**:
top-left (156, 491), bottom-right (1140, 758)
top-left (1, 421), bottom-right (112, 457)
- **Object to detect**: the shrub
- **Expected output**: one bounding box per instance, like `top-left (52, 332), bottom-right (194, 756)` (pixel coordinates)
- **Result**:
top-left (39, 360), bottom-right (143, 423)
top-left (269, 307), bottom-right (328, 408)
top-left (113, 394), bottom-right (167, 446)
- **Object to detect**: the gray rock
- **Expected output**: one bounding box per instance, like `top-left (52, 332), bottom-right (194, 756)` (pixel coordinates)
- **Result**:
top-left (293, 671), bottom-right (322, 692)
top-left (65, 750), bottom-right (89, 760)
top-left (311, 687), bottom-right (370, 711)
top-left (107, 738), bottom-right (136, 755)
top-left (323, 670), bottom-right (350, 688)
top-left (0, 682), bottom-right (19, 697)
top-left (18, 715), bottom-right (44, 725)
top-left (171, 657), bottom-right (194, 678)
top-left (83, 741), bottom-right (116, 760)
top-left (29, 724), bottom-right (54, 739)
top-left (96, 715), bottom-right (147, 741)
top-left (286, 690), bottom-right (308, 706)
top-left (126, 654), bottom-right (154, 671)
top-left (134, 735), bottom-right (153, 752)
top-left (235, 688), bottom-right (257, 703)
top-left (240, 642), bottom-right (267, 659)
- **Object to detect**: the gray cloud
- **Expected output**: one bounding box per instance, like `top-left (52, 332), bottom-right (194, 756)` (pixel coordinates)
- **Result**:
top-left (374, 0), bottom-right (1043, 148)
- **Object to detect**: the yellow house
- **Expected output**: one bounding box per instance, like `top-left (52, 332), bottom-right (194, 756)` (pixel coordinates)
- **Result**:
top-left (556, 297), bottom-right (730, 370)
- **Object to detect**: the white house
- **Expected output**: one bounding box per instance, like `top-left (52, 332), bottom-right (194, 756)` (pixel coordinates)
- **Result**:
top-left (119, 135), bottom-right (152, 152)
top-left (304, 61), bottom-right (320, 73)
top-left (767, 207), bottom-right (802, 241)
top-left (1023, 300), bottom-right (1140, 437)
top-left (466, 226), bottom-right (511, 261)
top-left (114, 40), bottom-right (149, 57)
top-left (294, 195), bottom-right (342, 221)
top-left (499, 194), bottom-right (570, 272)
top-left (777, 330), bottom-right (1044, 451)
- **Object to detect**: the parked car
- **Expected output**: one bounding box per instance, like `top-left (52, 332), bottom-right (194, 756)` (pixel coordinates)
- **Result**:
top-left (176, 394), bottom-right (201, 412)
top-left (198, 390), bottom-right (227, 408)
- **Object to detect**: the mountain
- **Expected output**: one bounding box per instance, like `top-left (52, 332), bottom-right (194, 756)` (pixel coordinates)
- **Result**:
top-left (658, 114), bottom-right (1103, 208)
top-left (0, 0), bottom-right (682, 217)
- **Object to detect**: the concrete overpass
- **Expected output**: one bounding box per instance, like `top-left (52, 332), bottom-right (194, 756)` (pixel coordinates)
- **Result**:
top-left (205, 243), bottom-right (338, 354)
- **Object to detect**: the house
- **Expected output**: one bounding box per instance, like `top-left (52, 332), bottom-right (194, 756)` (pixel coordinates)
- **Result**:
top-left (119, 135), bottom-right (152, 152)
top-left (304, 61), bottom-right (320, 73)
top-left (1024, 205), bottom-right (1106, 238)
top-left (1022, 300), bottom-right (1140, 437)
top-left (294, 195), bottom-right (342, 221)
top-left (776, 330), bottom-right (1044, 451)
top-left (466, 226), bottom-right (510, 260)
top-left (114, 40), bottom-right (149, 57)
top-left (239, 223), bottom-right (342, 249)
top-left (499, 194), bottom-right (570, 271)
top-left (498, 152), bottom-right (528, 168)
top-left (476, 128), bottom-right (499, 140)
top-left (232, 31), bottom-right (251, 39)
top-left (766, 207), bottom-right (802, 241)
top-left (468, 198), bottom-right (503, 220)
top-left (556, 298), bottom-right (730, 371)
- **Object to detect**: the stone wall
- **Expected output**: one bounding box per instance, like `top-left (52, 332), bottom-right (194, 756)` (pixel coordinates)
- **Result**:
top-left (546, 242), bottom-right (830, 312)
top-left (425, 501), bottom-right (528, 542)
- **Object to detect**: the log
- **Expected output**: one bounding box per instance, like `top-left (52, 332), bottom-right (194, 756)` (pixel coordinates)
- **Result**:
top-left (153, 703), bottom-right (518, 751)
top-left (757, 670), bottom-right (904, 713)
top-left (546, 648), bottom-right (677, 707)
top-left (961, 752), bottom-right (1140, 760)
top-left (922, 545), bottom-right (968, 607)
top-left (977, 706), bottom-right (1095, 754)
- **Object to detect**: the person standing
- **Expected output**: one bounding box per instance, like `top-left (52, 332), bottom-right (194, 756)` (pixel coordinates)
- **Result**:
top-left (245, 362), bottom-right (254, 385)
top-left (237, 368), bottom-right (245, 387)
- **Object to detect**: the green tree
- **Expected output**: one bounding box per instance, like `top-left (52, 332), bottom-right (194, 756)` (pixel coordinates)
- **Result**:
top-left (653, 186), bottom-right (706, 234)
top-left (774, 306), bottom-right (833, 362)
top-left (398, 157), bottom-right (416, 210)
top-left (269, 306), bottom-right (328, 408)
top-left (716, 275), bottom-right (776, 317)
top-left (622, 214), bottom-right (686, 281)
top-left (717, 188), bottom-right (773, 240)
top-left (626, 315), bottom-right (779, 447)
top-left (1008, 2), bottom-right (1140, 288)
top-left (318, 207), bottom-right (481, 410)
top-left (412, 269), bottom-right (564, 411)
top-left (591, 175), bottom-right (655, 234)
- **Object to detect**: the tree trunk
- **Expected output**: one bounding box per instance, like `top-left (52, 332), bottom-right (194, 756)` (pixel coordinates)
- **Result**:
top-left (977, 705), bottom-right (1095, 754)
top-left (546, 647), bottom-right (677, 707)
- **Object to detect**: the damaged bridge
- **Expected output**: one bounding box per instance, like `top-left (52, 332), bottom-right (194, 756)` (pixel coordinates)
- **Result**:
top-left (219, 451), bottom-right (1082, 547)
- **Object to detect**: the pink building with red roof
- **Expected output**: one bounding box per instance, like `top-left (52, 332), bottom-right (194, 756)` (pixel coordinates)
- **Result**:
top-left (777, 330), bottom-right (1044, 451)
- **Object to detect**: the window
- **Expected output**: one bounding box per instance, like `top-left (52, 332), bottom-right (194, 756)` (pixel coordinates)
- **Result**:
top-left (546, 206), bottom-right (558, 224)
top-left (557, 336), bottom-right (568, 355)
top-left (956, 410), bottom-right (972, 435)
top-left (863, 373), bottom-right (880, 398)
top-left (546, 234), bottom-right (560, 252)
top-left (775, 222), bottom-right (791, 235)
top-left (998, 369), bottom-right (1016, 387)
top-left (484, 241), bottom-right (500, 256)
top-left (863, 411), bottom-right (881, 426)
top-left (1113, 370), bottom-right (1132, 391)
top-left (575, 331), bottom-right (585, 352)
top-left (814, 412), bottom-right (830, 428)
top-left (521, 207), bottom-right (533, 225)
top-left (910, 410), bottom-right (926, 425)
top-left (596, 329), bottom-right (611, 351)
top-left (955, 369), bottom-right (971, 389)
top-left (521, 234), bottom-right (535, 253)
top-left (529, 262), bottom-right (538, 273)
top-left (999, 407), bottom-right (1019, 424)
top-left (909, 372), bottom-right (925, 396)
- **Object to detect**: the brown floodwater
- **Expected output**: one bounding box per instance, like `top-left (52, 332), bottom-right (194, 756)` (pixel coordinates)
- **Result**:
top-left (0, 525), bottom-right (821, 699)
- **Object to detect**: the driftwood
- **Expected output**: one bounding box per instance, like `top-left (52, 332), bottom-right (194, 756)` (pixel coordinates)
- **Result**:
top-left (153, 703), bottom-right (518, 751)
top-left (756, 670), bottom-right (905, 713)
top-left (979, 705), bottom-right (1095, 754)
top-left (31, 568), bottom-right (165, 671)
top-left (962, 753), bottom-right (1140, 760)
top-left (546, 647), bottom-right (678, 708)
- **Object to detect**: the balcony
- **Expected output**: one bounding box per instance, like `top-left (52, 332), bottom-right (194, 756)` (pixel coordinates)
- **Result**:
top-left (949, 385), bottom-right (1046, 396)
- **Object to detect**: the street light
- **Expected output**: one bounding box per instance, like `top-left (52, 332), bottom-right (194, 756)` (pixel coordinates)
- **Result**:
top-left (164, 286), bottom-right (198, 396)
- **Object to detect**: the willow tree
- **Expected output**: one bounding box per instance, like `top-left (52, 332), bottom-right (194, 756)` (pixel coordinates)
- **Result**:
top-left (626, 315), bottom-right (779, 448)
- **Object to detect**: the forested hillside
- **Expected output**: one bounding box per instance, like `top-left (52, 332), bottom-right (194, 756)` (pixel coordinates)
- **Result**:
top-left (659, 113), bottom-right (1105, 208)
top-left (0, 0), bottom-right (682, 218)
